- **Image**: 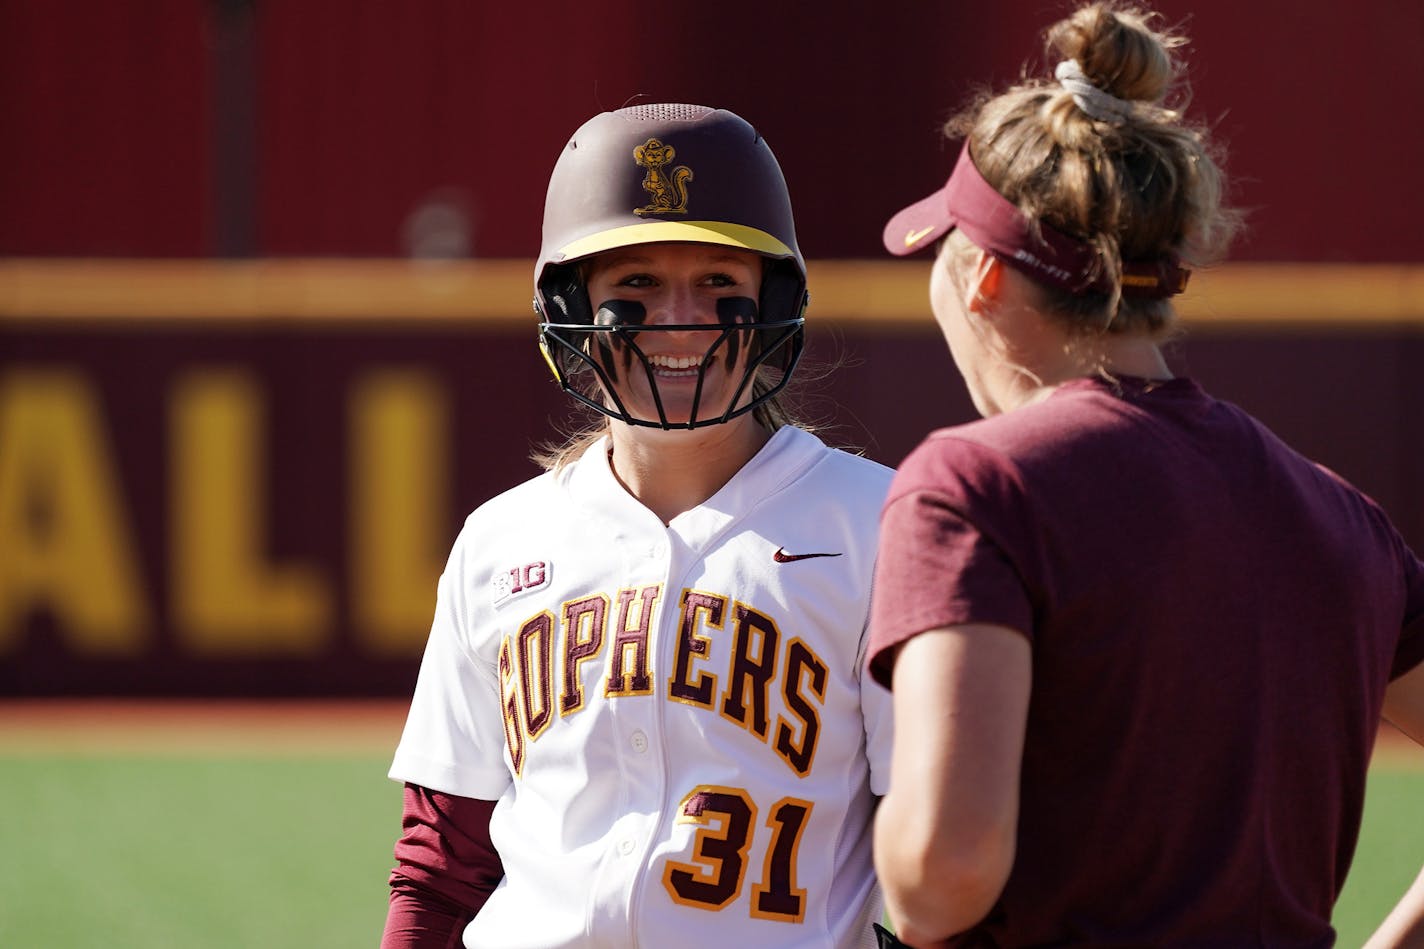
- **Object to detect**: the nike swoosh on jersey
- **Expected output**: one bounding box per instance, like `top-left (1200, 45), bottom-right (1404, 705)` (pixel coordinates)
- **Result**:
top-left (903, 225), bottom-right (936, 247)
top-left (773, 547), bottom-right (843, 563)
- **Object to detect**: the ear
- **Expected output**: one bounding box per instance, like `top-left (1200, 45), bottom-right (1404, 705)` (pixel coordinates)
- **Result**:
top-left (965, 249), bottom-right (1004, 315)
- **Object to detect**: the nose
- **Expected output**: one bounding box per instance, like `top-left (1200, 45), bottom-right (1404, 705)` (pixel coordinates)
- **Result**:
top-left (645, 283), bottom-right (713, 327)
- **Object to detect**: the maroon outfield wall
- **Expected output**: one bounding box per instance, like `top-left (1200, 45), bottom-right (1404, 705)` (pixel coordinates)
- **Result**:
top-left (3, 1), bottom-right (1421, 262)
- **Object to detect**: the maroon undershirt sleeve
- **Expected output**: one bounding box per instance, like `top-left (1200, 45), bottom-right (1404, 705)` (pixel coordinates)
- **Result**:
top-left (380, 783), bottom-right (505, 949)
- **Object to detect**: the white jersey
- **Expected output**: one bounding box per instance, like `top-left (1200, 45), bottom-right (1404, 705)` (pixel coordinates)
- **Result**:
top-left (390, 425), bottom-right (894, 948)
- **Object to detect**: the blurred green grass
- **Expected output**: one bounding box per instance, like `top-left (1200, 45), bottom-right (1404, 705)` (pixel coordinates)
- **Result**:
top-left (1335, 765), bottom-right (1424, 947)
top-left (0, 755), bottom-right (401, 949)
top-left (0, 753), bottom-right (1418, 948)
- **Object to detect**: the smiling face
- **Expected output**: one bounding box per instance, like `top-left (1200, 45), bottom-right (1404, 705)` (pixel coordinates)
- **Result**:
top-left (583, 242), bottom-right (766, 427)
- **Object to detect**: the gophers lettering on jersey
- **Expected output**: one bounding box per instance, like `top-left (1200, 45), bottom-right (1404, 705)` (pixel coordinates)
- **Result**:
top-left (496, 582), bottom-right (828, 780)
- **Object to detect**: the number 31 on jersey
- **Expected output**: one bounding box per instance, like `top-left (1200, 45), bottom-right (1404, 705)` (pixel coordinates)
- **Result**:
top-left (663, 785), bottom-right (813, 923)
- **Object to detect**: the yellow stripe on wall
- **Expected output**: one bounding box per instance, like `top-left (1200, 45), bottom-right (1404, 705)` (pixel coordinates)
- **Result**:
top-left (0, 259), bottom-right (534, 324)
top-left (2, 259), bottom-right (1423, 328)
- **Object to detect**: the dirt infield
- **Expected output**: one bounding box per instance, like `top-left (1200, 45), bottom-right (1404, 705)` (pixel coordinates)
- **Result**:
top-left (0, 698), bottom-right (409, 755)
top-left (1, 699), bottom-right (1419, 767)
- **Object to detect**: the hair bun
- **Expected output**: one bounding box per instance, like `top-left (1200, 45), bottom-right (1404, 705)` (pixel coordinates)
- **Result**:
top-left (1046, 2), bottom-right (1181, 104)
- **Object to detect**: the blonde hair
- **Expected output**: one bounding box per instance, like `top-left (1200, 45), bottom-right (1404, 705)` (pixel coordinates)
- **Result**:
top-left (948, 1), bottom-right (1242, 336)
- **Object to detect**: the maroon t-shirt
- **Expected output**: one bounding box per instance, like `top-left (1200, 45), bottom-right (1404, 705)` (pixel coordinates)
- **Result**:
top-left (868, 376), bottom-right (1424, 947)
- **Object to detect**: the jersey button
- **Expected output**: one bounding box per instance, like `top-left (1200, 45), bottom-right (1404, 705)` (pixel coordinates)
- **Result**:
top-left (618, 838), bottom-right (635, 855)
top-left (630, 731), bottom-right (649, 753)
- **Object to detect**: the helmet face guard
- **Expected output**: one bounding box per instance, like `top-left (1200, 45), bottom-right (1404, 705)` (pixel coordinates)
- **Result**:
top-left (534, 104), bottom-right (807, 430)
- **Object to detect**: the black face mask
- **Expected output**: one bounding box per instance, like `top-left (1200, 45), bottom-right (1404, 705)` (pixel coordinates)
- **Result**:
top-left (536, 263), bottom-right (806, 430)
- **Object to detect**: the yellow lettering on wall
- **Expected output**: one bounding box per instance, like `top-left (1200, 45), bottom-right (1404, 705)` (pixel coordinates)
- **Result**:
top-left (0, 370), bottom-right (150, 654)
top-left (350, 371), bottom-right (448, 654)
top-left (171, 371), bottom-right (330, 654)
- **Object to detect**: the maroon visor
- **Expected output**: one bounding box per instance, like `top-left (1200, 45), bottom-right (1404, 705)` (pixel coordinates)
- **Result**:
top-left (882, 144), bottom-right (1188, 298)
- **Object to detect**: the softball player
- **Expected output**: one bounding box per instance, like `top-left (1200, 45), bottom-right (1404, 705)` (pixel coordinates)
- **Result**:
top-left (866, 3), bottom-right (1424, 947)
top-left (380, 104), bottom-right (893, 949)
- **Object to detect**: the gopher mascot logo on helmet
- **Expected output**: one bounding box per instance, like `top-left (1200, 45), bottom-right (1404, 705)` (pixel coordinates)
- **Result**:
top-left (632, 138), bottom-right (693, 216)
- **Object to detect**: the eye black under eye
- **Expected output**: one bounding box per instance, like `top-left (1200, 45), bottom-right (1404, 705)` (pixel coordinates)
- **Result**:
top-left (594, 299), bottom-right (648, 326)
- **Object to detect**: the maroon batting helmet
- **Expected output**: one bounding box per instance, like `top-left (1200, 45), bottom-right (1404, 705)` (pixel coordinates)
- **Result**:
top-left (534, 103), bottom-right (806, 429)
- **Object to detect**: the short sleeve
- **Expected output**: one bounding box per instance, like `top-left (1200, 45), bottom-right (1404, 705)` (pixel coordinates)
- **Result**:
top-left (389, 529), bottom-right (515, 800)
top-left (866, 437), bottom-right (1037, 690)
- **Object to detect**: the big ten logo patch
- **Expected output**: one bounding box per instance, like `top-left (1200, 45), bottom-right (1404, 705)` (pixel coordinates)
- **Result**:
top-left (492, 561), bottom-right (550, 607)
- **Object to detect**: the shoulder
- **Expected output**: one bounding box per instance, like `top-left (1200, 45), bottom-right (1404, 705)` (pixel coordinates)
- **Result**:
top-left (435, 469), bottom-right (575, 658)
top-left (444, 469), bottom-right (568, 572)
top-left (765, 430), bottom-right (895, 531)
top-left (897, 395), bottom-right (1081, 477)
top-left (474, 467), bottom-right (564, 510)
top-left (892, 422), bottom-right (1025, 502)
top-left (1306, 458), bottom-right (1418, 559)
top-left (784, 427), bottom-right (895, 491)
top-left (893, 377), bottom-right (1218, 494)
top-left (816, 446), bottom-right (896, 495)
top-left (450, 462), bottom-right (558, 522)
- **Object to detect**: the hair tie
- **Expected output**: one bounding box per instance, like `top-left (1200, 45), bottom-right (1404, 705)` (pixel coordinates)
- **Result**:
top-left (1054, 60), bottom-right (1135, 125)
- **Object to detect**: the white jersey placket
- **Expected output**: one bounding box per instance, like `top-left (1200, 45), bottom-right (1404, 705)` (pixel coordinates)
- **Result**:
top-left (581, 486), bottom-right (681, 945)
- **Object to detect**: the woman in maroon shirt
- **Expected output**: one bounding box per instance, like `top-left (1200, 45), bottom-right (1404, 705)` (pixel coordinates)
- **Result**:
top-left (867, 3), bottom-right (1424, 947)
